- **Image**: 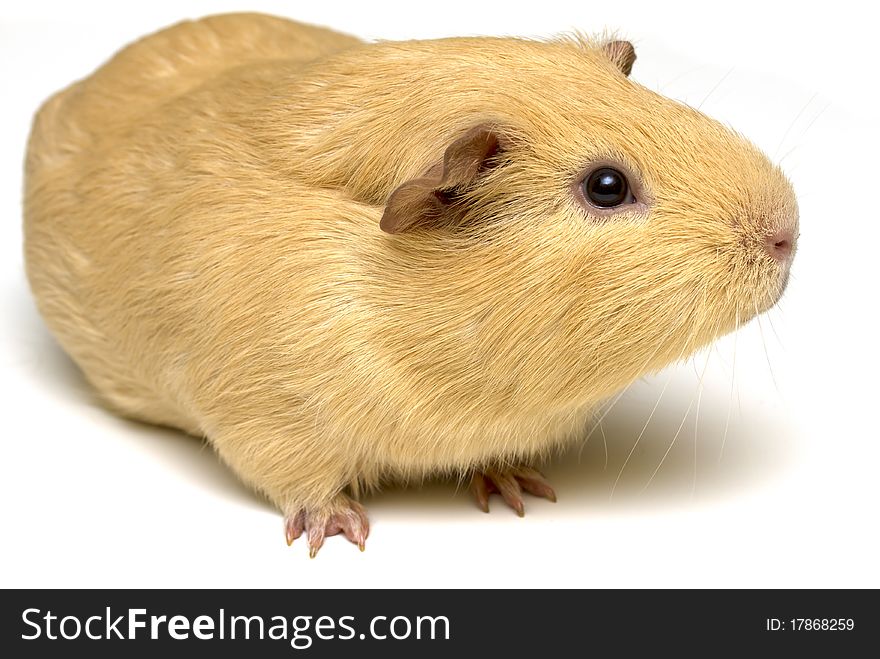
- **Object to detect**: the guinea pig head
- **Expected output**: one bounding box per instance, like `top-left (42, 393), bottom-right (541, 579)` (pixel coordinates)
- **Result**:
top-left (378, 38), bottom-right (798, 404)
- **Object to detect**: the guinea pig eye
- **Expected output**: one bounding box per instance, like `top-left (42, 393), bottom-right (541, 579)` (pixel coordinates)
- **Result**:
top-left (583, 167), bottom-right (633, 208)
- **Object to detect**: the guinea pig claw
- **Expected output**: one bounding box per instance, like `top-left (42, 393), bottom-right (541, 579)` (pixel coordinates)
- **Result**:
top-left (284, 497), bottom-right (370, 558)
top-left (513, 467), bottom-right (558, 503)
top-left (472, 474), bottom-right (493, 513)
top-left (470, 467), bottom-right (556, 516)
top-left (285, 510), bottom-right (306, 546)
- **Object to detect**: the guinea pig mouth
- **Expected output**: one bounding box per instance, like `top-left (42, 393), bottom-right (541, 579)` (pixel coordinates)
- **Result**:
top-left (769, 233), bottom-right (797, 301)
top-left (775, 267), bottom-right (791, 301)
top-left (740, 219), bottom-right (797, 313)
top-left (755, 255), bottom-right (793, 314)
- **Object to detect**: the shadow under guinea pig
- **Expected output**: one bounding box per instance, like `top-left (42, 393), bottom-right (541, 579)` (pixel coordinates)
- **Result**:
top-left (370, 366), bottom-right (795, 520)
top-left (12, 279), bottom-right (794, 522)
top-left (10, 280), bottom-right (264, 511)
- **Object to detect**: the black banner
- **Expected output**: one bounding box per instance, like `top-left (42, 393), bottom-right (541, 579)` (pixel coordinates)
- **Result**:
top-left (1, 589), bottom-right (874, 656)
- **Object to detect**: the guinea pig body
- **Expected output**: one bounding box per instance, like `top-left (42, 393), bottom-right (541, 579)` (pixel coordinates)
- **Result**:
top-left (24, 13), bottom-right (798, 554)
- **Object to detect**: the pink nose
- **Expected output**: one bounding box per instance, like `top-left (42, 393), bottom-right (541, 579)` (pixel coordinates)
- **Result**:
top-left (765, 226), bottom-right (796, 262)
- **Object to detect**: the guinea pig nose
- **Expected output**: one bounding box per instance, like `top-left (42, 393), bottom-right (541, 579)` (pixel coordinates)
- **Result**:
top-left (764, 226), bottom-right (796, 262)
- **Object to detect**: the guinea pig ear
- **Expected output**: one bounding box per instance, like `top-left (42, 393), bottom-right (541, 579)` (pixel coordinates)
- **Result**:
top-left (602, 40), bottom-right (636, 77)
top-left (380, 124), bottom-right (502, 234)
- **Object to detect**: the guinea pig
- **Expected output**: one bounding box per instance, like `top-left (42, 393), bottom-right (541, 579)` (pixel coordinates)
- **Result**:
top-left (23, 12), bottom-right (798, 556)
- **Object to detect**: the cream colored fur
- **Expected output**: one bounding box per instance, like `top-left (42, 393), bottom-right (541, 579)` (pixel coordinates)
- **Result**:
top-left (24, 14), bottom-right (796, 521)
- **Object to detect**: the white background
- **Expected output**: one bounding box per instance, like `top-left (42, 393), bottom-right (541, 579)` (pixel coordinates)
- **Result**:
top-left (1, 0), bottom-right (877, 588)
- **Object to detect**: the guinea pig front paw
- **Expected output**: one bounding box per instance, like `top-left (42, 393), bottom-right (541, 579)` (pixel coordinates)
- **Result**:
top-left (284, 495), bottom-right (369, 558)
top-left (470, 466), bottom-right (557, 517)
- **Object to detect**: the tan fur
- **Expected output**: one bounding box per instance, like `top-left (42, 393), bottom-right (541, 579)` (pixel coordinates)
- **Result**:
top-left (23, 13), bottom-right (797, 520)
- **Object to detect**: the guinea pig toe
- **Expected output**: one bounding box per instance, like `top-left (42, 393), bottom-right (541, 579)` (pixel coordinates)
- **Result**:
top-left (284, 509), bottom-right (307, 546)
top-left (471, 473), bottom-right (493, 513)
top-left (511, 467), bottom-right (558, 503)
top-left (284, 497), bottom-right (370, 557)
top-left (470, 467), bottom-right (556, 516)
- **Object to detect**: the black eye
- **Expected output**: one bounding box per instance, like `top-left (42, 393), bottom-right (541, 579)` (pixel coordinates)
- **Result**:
top-left (583, 167), bottom-right (631, 208)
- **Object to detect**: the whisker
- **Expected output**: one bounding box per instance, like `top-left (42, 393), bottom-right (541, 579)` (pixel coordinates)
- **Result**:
top-left (719, 310), bottom-right (739, 462)
top-left (610, 369), bottom-right (674, 499)
top-left (610, 289), bottom-right (706, 499)
top-left (777, 144), bottom-right (801, 168)
top-left (754, 297), bottom-right (782, 399)
top-left (798, 101), bottom-right (831, 143)
top-left (600, 421), bottom-right (608, 470)
top-left (579, 337), bottom-right (667, 462)
top-left (773, 92), bottom-right (818, 160)
top-left (658, 65), bottom-right (703, 93)
top-left (641, 394), bottom-right (694, 493)
top-left (693, 348), bottom-right (711, 496)
top-left (781, 101), bottom-right (831, 176)
top-left (764, 307), bottom-right (785, 352)
top-left (580, 387), bottom-right (628, 456)
top-left (642, 349), bottom-right (711, 493)
top-left (697, 67), bottom-right (734, 109)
